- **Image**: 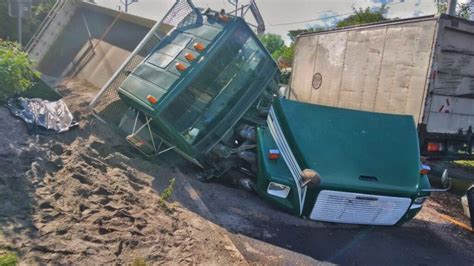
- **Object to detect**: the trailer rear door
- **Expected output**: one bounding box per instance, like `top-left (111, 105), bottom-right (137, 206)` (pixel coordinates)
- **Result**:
top-left (289, 17), bottom-right (437, 125)
top-left (425, 16), bottom-right (474, 134)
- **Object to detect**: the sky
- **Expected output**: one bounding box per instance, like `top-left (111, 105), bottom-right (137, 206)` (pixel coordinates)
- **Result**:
top-left (92, 0), bottom-right (459, 42)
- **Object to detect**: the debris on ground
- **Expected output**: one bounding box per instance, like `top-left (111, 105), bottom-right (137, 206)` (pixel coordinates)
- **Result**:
top-left (417, 195), bottom-right (474, 248)
top-left (7, 97), bottom-right (78, 133)
top-left (429, 191), bottom-right (472, 228)
top-left (0, 79), bottom-right (245, 264)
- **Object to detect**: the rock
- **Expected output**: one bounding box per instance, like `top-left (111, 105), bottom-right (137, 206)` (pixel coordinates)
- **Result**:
top-left (56, 225), bottom-right (69, 235)
top-left (51, 144), bottom-right (64, 156)
top-left (71, 173), bottom-right (92, 185)
top-left (93, 186), bottom-right (112, 196)
top-left (98, 227), bottom-right (112, 235)
top-left (79, 203), bottom-right (88, 212)
top-left (38, 201), bottom-right (53, 209)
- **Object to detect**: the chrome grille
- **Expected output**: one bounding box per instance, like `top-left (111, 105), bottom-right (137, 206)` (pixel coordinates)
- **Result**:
top-left (310, 190), bottom-right (412, 225)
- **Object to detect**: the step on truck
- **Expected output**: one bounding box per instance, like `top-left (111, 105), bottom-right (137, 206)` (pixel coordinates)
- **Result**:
top-left (289, 14), bottom-right (474, 161)
top-left (110, 5), bottom-right (446, 225)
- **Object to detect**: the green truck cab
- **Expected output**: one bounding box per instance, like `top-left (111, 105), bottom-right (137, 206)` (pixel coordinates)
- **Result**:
top-left (117, 10), bottom-right (279, 175)
top-left (257, 98), bottom-right (431, 225)
top-left (117, 9), bottom-right (433, 225)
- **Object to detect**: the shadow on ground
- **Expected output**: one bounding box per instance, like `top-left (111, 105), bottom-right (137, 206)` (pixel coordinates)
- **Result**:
top-left (147, 153), bottom-right (474, 265)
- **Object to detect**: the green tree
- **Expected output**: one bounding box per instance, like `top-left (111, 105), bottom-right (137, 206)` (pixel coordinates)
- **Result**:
top-left (272, 43), bottom-right (295, 63)
top-left (336, 6), bottom-right (388, 28)
top-left (435, 0), bottom-right (471, 18)
top-left (0, 40), bottom-right (40, 101)
top-left (259, 33), bottom-right (293, 84)
top-left (286, 6), bottom-right (389, 42)
top-left (0, 0), bottom-right (56, 45)
top-left (287, 27), bottom-right (326, 42)
top-left (260, 33), bottom-right (285, 55)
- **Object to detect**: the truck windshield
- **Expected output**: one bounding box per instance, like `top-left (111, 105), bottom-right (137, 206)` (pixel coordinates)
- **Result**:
top-left (160, 27), bottom-right (267, 145)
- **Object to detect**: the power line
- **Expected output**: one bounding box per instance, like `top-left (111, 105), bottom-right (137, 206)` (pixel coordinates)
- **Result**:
top-left (270, 0), bottom-right (406, 27)
top-left (271, 11), bottom-right (354, 26)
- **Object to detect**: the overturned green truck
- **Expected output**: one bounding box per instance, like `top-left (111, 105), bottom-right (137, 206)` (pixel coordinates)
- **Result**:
top-left (116, 9), bottom-right (436, 225)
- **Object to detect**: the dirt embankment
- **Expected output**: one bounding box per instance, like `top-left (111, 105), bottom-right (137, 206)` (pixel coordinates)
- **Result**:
top-left (0, 80), bottom-right (245, 264)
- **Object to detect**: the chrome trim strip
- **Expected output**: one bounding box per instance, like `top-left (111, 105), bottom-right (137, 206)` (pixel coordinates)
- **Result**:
top-left (267, 107), bottom-right (307, 215)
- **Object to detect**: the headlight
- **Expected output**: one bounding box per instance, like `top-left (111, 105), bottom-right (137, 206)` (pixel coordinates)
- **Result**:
top-left (267, 182), bottom-right (290, 198)
top-left (410, 197), bottom-right (428, 209)
top-left (413, 197), bottom-right (427, 205)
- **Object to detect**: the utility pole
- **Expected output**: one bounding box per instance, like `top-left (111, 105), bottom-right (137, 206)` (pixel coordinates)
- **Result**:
top-left (470, 0), bottom-right (474, 20)
top-left (228, 0), bottom-right (238, 14)
top-left (447, 0), bottom-right (457, 16)
top-left (120, 0), bottom-right (138, 13)
top-left (17, 0), bottom-right (22, 46)
top-left (8, 0), bottom-right (31, 46)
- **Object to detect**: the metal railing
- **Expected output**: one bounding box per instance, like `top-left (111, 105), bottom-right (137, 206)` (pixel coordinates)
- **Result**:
top-left (26, 0), bottom-right (79, 64)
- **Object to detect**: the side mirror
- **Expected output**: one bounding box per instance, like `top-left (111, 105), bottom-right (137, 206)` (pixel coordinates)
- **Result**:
top-left (422, 168), bottom-right (452, 192)
top-left (441, 169), bottom-right (450, 188)
top-left (300, 169), bottom-right (321, 188)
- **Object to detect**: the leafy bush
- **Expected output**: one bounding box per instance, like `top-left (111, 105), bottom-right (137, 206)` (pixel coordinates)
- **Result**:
top-left (0, 40), bottom-right (40, 102)
top-left (0, 0), bottom-right (57, 44)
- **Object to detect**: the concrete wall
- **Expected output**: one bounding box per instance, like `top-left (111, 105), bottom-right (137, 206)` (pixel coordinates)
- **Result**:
top-left (72, 39), bottom-right (140, 89)
top-left (35, 3), bottom-right (155, 88)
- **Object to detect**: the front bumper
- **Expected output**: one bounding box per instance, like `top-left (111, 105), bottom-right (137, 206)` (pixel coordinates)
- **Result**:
top-left (309, 190), bottom-right (412, 225)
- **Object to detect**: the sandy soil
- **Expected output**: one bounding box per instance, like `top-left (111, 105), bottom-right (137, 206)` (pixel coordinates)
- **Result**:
top-left (0, 80), bottom-right (245, 265)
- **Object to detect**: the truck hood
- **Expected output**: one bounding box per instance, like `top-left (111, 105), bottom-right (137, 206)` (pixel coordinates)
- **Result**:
top-left (272, 98), bottom-right (421, 196)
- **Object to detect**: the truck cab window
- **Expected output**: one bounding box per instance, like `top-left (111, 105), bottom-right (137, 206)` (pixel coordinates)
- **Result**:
top-left (161, 27), bottom-right (266, 145)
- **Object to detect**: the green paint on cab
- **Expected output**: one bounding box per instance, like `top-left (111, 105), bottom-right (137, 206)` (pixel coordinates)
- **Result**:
top-left (257, 98), bottom-right (430, 225)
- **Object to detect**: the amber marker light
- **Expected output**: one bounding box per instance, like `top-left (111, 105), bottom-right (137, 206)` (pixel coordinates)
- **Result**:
top-left (193, 42), bottom-right (205, 52)
top-left (420, 164), bottom-right (431, 175)
top-left (184, 53), bottom-right (195, 62)
top-left (268, 149), bottom-right (280, 160)
top-left (218, 15), bottom-right (230, 22)
top-left (147, 95), bottom-right (158, 105)
top-left (175, 62), bottom-right (187, 72)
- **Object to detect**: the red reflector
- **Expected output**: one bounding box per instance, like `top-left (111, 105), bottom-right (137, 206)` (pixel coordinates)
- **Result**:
top-left (268, 149), bottom-right (280, 160)
top-left (427, 142), bottom-right (443, 152)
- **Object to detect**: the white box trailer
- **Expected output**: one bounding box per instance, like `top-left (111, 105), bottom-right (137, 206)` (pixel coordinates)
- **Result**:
top-left (289, 14), bottom-right (474, 160)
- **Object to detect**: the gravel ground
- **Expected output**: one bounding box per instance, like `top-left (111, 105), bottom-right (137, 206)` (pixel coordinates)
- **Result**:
top-left (0, 79), bottom-right (245, 265)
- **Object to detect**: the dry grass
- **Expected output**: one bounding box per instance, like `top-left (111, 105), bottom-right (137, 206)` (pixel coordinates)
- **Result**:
top-left (158, 178), bottom-right (176, 209)
top-left (0, 252), bottom-right (17, 266)
top-left (132, 257), bottom-right (147, 266)
top-left (454, 160), bottom-right (474, 168)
